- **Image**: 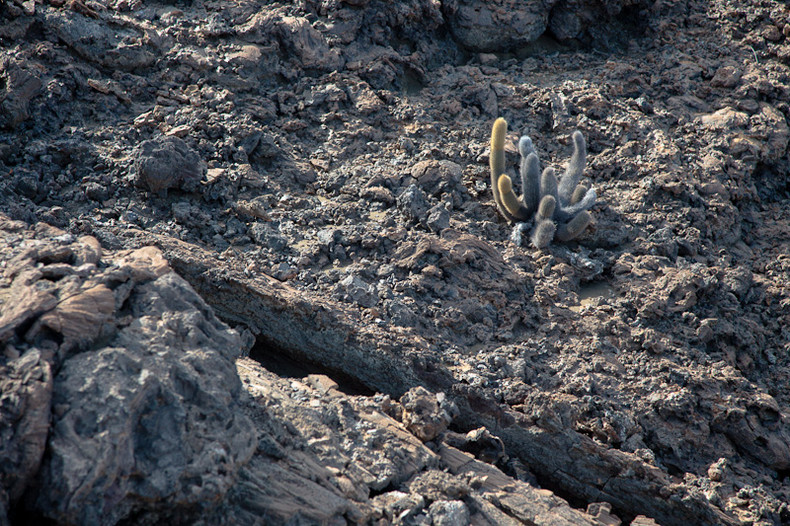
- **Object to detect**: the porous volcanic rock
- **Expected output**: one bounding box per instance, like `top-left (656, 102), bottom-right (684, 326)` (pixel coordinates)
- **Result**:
top-left (442, 0), bottom-right (556, 52)
top-left (133, 136), bottom-right (205, 196)
top-left (0, 218), bottom-right (256, 524)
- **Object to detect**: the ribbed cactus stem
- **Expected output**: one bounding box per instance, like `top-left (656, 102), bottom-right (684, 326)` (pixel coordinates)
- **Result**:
top-left (536, 195), bottom-right (556, 221)
top-left (540, 167), bottom-right (559, 205)
top-left (489, 118), bottom-right (512, 221)
top-left (531, 220), bottom-right (556, 249)
top-left (558, 131), bottom-right (586, 205)
top-left (518, 136), bottom-right (534, 158)
top-left (556, 210), bottom-right (592, 242)
top-left (521, 153), bottom-right (541, 215)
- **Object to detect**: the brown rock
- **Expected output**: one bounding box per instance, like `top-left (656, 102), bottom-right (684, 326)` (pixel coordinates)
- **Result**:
top-left (72, 236), bottom-right (102, 266)
top-left (753, 103), bottom-right (790, 161)
top-left (410, 159), bottom-right (463, 198)
top-left (279, 16), bottom-right (344, 71)
top-left (710, 65), bottom-right (742, 88)
top-left (762, 24), bottom-right (783, 42)
top-left (113, 246), bottom-right (172, 283)
top-left (400, 387), bottom-right (455, 442)
top-left (29, 284), bottom-right (115, 351)
top-left (586, 502), bottom-right (622, 526)
top-left (349, 81), bottom-right (384, 114)
top-left (699, 107), bottom-right (749, 129)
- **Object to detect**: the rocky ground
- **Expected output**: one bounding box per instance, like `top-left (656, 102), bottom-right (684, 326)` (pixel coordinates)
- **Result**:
top-left (2, 0), bottom-right (790, 524)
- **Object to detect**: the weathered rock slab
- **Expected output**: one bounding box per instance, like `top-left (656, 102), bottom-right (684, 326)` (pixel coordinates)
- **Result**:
top-left (34, 273), bottom-right (257, 525)
top-left (0, 219), bottom-right (256, 525)
top-left (43, 7), bottom-right (159, 71)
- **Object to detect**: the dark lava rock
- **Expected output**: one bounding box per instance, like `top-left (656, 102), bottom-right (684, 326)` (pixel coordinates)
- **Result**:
top-left (0, 60), bottom-right (41, 130)
top-left (43, 8), bottom-right (158, 71)
top-left (442, 0), bottom-right (557, 51)
top-left (133, 136), bottom-right (205, 196)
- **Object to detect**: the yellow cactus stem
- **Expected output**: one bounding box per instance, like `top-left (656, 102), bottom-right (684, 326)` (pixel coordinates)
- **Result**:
top-left (490, 117), bottom-right (515, 221)
top-left (491, 117), bottom-right (507, 153)
top-left (497, 174), bottom-right (523, 216)
top-left (489, 118), bottom-right (507, 200)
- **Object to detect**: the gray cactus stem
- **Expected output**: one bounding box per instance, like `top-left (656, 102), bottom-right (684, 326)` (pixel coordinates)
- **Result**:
top-left (557, 131), bottom-right (587, 206)
top-left (520, 152), bottom-right (541, 215)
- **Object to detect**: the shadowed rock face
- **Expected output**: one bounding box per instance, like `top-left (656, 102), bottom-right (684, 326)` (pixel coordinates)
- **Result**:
top-left (442, 0), bottom-right (557, 52)
top-left (442, 0), bottom-right (643, 51)
top-left (0, 349), bottom-right (52, 505)
top-left (0, 61), bottom-right (42, 130)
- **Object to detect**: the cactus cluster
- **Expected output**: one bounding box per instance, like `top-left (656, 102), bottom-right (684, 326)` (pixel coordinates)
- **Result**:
top-left (489, 118), bottom-right (596, 249)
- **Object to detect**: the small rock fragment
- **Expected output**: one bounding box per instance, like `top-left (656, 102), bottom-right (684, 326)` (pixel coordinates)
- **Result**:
top-left (397, 184), bottom-right (430, 225)
top-left (426, 204), bottom-right (450, 233)
top-left (429, 500), bottom-right (470, 526)
top-left (710, 66), bottom-right (742, 88)
top-left (337, 274), bottom-right (377, 308)
top-left (586, 501), bottom-right (622, 526)
top-left (400, 387), bottom-right (456, 442)
top-left (707, 458), bottom-right (727, 482)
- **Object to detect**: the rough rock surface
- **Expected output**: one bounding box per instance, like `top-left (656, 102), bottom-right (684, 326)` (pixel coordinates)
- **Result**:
top-left (442, 0), bottom-right (556, 52)
top-left (213, 359), bottom-right (605, 525)
top-left (34, 272), bottom-right (257, 525)
top-left (0, 219), bottom-right (258, 524)
top-left (133, 136), bottom-right (205, 195)
top-left (3, 0), bottom-right (790, 524)
top-left (0, 218), bottom-right (608, 525)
